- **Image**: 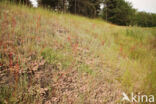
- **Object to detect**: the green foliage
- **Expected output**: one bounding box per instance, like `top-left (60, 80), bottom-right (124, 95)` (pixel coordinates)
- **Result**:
top-left (129, 48), bottom-right (147, 60)
top-left (68, 0), bottom-right (101, 17)
top-left (102, 0), bottom-right (134, 26)
top-left (145, 60), bottom-right (156, 96)
top-left (0, 86), bottom-right (14, 104)
top-left (102, 0), bottom-right (156, 27)
top-left (135, 12), bottom-right (156, 27)
top-left (10, 0), bottom-right (30, 5)
top-left (0, 75), bottom-right (30, 104)
top-left (39, 0), bottom-right (101, 17)
top-left (121, 69), bottom-right (133, 92)
top-left (126, 29), bottom-right (143, 40)
top-left (41, 48), bottom-right (58, 64)
top-left (40, 0), bottom-right (66, 10)
top-left (41, 48), bottom-right (73, 69)
top-left (79, 64), bottom-right (93, 75)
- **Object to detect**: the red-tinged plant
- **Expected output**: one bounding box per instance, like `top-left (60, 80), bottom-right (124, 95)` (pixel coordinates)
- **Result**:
top-left (92, 24), bottom-right (94, 27)
top-left (119, 45), bottom-right (128, 58)
top-left (1, 20), bottom-right (8, 33)
top-left (58, 72), bottom-right (65, 80)
top-left (122, 54), bottom-right (127, 58)
top-left (12, 56), bottom-right (20, 92)
top-left (94, 34), bottom-right (98, 39)
top-left (11, 16), bottom-right (16, 34)
top-left (3, 12), bottom-right (7, 21)
top-left (130, 46), bottom-right (136, 51)
top-left (120, 47), bottom-right (123, 53)
top-left (38, 15), bottom-right (41, 21)
top-left (12, 60), bottom-right (20, 97)
top-left (3, 43), bottom-right (7, 50)
top-left (14, 62), bottom-right (19, 81)
top-left (67, 36), bottom-right (74, 46)
top-left (85, 29), bottom-right (90, 33)
top-left (92, 24), bottom-right (96, 29)
top-left (72, 43), bottom-right (78, 53)
top-left (67, 36), bottom-right (71, 42)
top-left (53, 40), bottom-right (58, 47)
top-left (0, 41), bottom-right (2, 47)
top-left (139, 43), bottom-right (143, 48)
top-left (119, 46), bottom-right (127, 58)
top-left (9, 52), bottom-right (13, 68)
top-left (36, 15), bottom-right (41, 32)
top-left (15, 57), bottom-right (19, 73)
top-left (0, 63), bottom-right (2, 67)
top-left (101, 40), bottom-right (105, 46)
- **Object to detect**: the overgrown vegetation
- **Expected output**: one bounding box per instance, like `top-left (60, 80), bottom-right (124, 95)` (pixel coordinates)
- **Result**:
top-left (6, 0), bottom-right (156, 27)
top-left (0, 1), bottom-right (156, 104)
top-left (102, 0), bottom-right (156, 27)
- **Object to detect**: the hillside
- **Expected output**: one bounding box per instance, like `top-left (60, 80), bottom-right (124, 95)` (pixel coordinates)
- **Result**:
top-left (0, 2), bottom-right (156, 104)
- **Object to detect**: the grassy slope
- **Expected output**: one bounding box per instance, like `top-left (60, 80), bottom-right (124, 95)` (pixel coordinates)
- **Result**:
top-left (0, 2), bottom-right (156, 104)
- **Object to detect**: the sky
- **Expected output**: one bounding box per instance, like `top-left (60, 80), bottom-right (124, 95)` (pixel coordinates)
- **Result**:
top-left (29, 0), bottom-right (38, 8)
top-left (125, 0), bottom-right (156, 13)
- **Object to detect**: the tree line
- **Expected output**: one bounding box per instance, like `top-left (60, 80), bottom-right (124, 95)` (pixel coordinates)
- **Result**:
top-left (8, 0), bottom-right (156, 27)
top-left (101, 0), bottom-right (156, 27)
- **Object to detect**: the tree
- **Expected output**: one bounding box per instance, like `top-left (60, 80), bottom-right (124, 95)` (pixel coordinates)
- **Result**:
top-left (40, 0), bottom-right (67, 11)
top-left (135, 12), bottom-right (156, 27)
top-left (102, 0), bottom-right (134, 26)
top-left (13, 0), bottom-right (30, 5)
top-left (41, 0), bottom-right (58, 9)
top-left (68, 0), bottom-right (101, 18)
top-left (90, 0), bottom-right (102, 17)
